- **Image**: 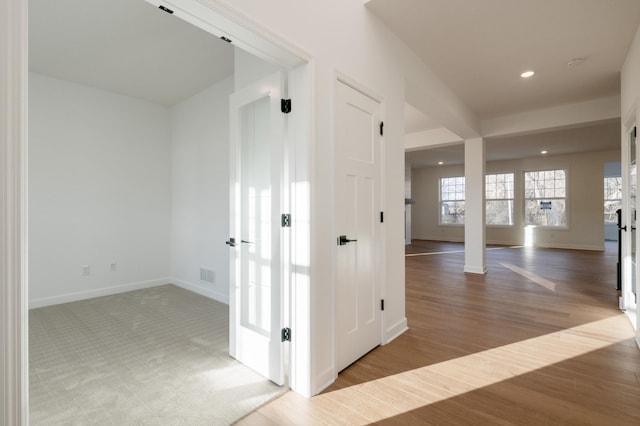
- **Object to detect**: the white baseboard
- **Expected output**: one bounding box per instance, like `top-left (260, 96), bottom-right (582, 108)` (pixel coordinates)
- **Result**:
top-left (384, 317), bottom-right (408, 344)
top-left (464, 265), bottom-right (488, 274)
top-left (29, 278), bottom-right (170, 309)
top-left (170, 278), bottom-right (229, 305)
top-left (313, 366), bottom-right (337, 396)
top-left (412, 237), bottom-right (604, 252)
top-left (412, 235), bottom-right (464, 243)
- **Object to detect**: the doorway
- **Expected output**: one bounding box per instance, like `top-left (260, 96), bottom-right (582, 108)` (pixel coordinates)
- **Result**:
top-left (25, 0), bottom-right (310, 416)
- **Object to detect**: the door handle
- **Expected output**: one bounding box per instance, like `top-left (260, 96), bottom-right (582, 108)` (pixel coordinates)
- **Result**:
top-left (621, 226), bottom-right (628, 232)
top-left (338, 235), bottom-right (357, 246)
top-left (226, 238), bottom-right (252, 247)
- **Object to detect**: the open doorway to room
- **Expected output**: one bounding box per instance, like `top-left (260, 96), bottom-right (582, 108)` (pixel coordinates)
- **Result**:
top-left (28, 0), bottom-right (309, 423)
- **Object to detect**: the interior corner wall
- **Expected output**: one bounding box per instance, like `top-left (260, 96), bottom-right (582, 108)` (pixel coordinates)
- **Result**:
top-left (28, 72), bottom-right (172, 307)
top-left (169, 76), bottom-right (234, 303)
top-left (411, 149), bottom-right (620, 250)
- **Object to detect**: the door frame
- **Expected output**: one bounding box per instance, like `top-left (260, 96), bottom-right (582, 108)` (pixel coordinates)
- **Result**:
top-left (331, 71), bottom-right (386, 376)
top-left (1, 1), bottom-right (314, 422)
top-left (622, 99), bottom-right (640, 343)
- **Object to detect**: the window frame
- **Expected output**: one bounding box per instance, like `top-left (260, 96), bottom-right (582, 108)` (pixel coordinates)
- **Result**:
top-left (523, 168), bottom-right (569, 229)
top-left (485, 172), bottom-right (515, 227)
top-left (439, 176), bottom-right (465, 226)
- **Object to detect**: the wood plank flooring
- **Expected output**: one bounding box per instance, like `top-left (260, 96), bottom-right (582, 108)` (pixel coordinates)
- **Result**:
top-left (238, 241), bottom-right (640, 425)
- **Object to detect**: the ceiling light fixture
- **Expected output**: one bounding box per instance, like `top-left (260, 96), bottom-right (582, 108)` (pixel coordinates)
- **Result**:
top-left (438, 161), bottom-right (444, 165)
top-left (521, 70), bottom-right (535, 78)
top-left (541, 150), bottom-right (548, 154)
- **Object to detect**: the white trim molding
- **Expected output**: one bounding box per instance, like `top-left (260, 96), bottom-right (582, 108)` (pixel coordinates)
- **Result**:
top-left (1, 0), bottom-right (29, 423)
top-left (29, 279), bottom-right (173, 309)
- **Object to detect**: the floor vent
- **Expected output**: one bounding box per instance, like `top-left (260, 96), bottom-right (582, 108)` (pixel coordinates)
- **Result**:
top-left (200, 268), bottom-right (215, 284)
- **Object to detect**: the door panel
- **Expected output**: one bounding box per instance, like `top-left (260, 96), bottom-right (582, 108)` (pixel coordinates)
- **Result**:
top-left (229, 72), bottom-right (284, 385)
top-left (335, 80), bottom-right (382, 372)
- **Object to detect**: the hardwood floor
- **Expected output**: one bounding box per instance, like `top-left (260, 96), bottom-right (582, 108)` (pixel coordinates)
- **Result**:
top-left (237, 241), bottom-right (640, 425)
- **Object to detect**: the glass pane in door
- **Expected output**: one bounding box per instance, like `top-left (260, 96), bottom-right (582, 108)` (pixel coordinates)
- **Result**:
top-left (239, 95), bottom-right (272, 336)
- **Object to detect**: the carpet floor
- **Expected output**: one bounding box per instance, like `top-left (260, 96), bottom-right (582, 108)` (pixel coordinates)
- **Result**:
top-left (29, 284), bottom-right (285, 425)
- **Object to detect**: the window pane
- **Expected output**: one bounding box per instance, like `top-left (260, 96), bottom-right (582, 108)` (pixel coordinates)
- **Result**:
top-left (605, 200), bottom-right (622, 224)
top-left (441, 201), bottom-right (465, 224)
top-left (604, 177), bottom-right (622, 200)
top-left (486, 200), bottom-right (514, 225)
top-left (525, 199), bottom-right (566, 227)
top-left (524, 170), bottom-right (566, 227)
top-left (485, 173), bottom-right (514, 225)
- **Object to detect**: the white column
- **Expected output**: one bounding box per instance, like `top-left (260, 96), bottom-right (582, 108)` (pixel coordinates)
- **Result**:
top-left (1, 0), bottom-right (29, 424)
top-left (464, 137), bottom-right (487, 274)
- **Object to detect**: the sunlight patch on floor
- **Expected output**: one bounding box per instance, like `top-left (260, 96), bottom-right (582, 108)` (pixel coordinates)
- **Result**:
top-left (405, 246), bottom-right (521, 257)
top-left (314, 315), bottom-right (634, 424)
top-left (500, 262), bottom-right (557, 291)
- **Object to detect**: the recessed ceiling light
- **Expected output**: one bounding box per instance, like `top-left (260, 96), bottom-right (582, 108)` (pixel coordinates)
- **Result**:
top-left (438, 161), bottom-right (444, 165)
top-left (541, 150), bottom-right (548, 154)
top-left (567, 58), bottom-right (585, 68)
top-left (521, 70), bottom-right (535, 78)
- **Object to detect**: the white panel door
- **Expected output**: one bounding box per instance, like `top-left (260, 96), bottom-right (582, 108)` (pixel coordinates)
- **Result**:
top-left (229, 72), bottom-right (284, 385)
top-left (335, 80), bottom-right (382, 372)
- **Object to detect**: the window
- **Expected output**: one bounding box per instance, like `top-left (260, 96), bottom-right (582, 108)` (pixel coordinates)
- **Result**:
top-left (524, 169), bottom-right (567, 227)
top-left (440, 176), bottom-right (465, 224)
top-left (604, 177), bottom-right (622, 224)
top-left (486, 173), bottom-right (514, 225)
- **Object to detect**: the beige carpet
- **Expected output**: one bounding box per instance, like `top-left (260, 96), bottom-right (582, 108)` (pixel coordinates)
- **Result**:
top-left (29, 284), bottom-right (285, 425)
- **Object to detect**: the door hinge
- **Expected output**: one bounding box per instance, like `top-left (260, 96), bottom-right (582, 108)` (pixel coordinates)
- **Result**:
top-left (281, 213), bottom-right (291, 227)
top-left (281, 99), bottom-right (292, 114)
top-left (281, 327), bottom-right (291, 342)
top-left (380, 211), bottom-right (384, 223)
top-left (379, 121), bottom-right (384, 136)
top-left (220, 36), bottom-right (232, 43)
top-left (158, 5), bottom-right (174, 14)
top-left (381, 299), bottom-right (385, 311)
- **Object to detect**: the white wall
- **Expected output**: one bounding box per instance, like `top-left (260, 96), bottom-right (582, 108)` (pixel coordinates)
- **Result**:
top-left (234, 47), bottom-right (281, 90)
top-left (29, 72), bottom-right (171, 307)
top-left (412, 149), bottom-right (620, 251)
top-left (169, 76), bottom-right (234, 303)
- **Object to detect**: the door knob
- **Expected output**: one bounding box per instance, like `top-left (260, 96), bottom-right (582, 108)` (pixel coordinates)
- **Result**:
top-left (225, 238), bottom-right (236, 247)
top-left (338, 235), bottom-right (357, 246)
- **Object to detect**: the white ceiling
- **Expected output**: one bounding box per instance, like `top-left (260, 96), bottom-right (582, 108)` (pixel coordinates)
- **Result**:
top-left (405, 119), bottom-right (621, 168)
top-left (28, 0), bottom-right (635, 167)
top-left (369, 0), bottom-right (640, 120)
top-left (29, 0), bottom-right (234, 106)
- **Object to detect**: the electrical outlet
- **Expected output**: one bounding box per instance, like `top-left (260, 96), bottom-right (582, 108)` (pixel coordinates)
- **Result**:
top-left (110, 262), bottom-right (117, 272)
top-left (81, 265), bottom-right (91, 276)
